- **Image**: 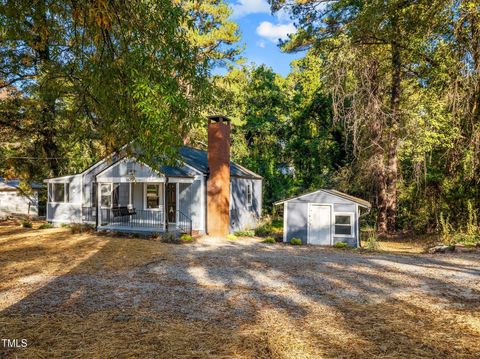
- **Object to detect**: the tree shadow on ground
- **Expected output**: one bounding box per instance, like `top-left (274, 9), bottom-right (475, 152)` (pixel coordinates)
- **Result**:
top-left (1, 233), bottom-right (479, 358)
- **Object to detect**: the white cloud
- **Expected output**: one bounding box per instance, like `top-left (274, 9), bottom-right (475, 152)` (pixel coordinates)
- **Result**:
top-left (256, 39), bottom-right (266, 48)
top-left (256, 21), bottom-right (296, 43)
top-left (231, 0), bottom-right (270, 18)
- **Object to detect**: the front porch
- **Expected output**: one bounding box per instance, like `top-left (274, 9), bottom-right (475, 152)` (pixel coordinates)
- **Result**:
top-left (82, 181), bottom-right (192, 234)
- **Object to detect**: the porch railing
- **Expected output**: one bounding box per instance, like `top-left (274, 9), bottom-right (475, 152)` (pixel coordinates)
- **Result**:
top-left (177, 210), bottom-right (192, 235)
top-left (99, 208), bottom-right (165, 229)
top-left (82, 207), bottom-right (191, 233)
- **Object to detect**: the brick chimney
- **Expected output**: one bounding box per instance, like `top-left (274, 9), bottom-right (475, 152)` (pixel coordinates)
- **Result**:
top-left (207, 115), bottom-right (231, 236)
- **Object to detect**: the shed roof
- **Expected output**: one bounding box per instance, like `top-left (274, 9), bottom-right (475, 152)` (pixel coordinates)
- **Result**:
top-left (273, 189), bottom-right (371, 208)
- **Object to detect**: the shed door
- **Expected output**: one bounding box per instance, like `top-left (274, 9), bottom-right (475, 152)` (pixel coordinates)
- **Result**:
top-left (308, 205), bottom-right (331, 245)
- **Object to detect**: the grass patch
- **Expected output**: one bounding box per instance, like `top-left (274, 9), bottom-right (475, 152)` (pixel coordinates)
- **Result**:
top-left (21, 220), bottom-right (32, 228)
top-left (262, 237), bottom-right (276, 244)
top-left (180, 234), bottom-right (194, 242)
top-left (38, 223), bottom-right (54, 229)
top-left (234, 230), bottom-right (255, 237)
top-left (334, 242), bottom-right (349, 249)
top-left (226, 234), bottom-right (237, 241)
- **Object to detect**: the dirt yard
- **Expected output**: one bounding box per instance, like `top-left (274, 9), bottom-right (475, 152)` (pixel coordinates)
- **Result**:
top-left (1, 222), bottom-right (479, 358)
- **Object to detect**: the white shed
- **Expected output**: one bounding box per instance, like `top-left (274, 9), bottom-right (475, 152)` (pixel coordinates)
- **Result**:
top-left (274, 189), bottom-right (371, 247)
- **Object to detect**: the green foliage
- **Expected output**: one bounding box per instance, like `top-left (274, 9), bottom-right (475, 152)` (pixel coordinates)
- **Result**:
top-left (0, 0), bottom-right (211, 179)
top-left (234, 230), bottom-right (255, 237)
top-left (439, 213), bottom-right (454, 245)
top-left (180, 234), bottom-right (194, 242)
top-left (290, 238), bottom-right (302, 246)
top-left (70, 223), bottom-right (94, 234)
top-left (262, 237), bottom-right (276, 244)
top-left (60, 223), bottom-right (70, 228)
top-left (38, 223), bottom-right (54, 229)
top-left (255, 223), bottom-right (273, 237)
top-left (365, 230), bottom-right (379, 251)
top-left (21, 220), bottom-right (32, 228)
top-left (334, 242), bottom-right (349, 249)
top-left (226, 234), bottom-right (237, 240)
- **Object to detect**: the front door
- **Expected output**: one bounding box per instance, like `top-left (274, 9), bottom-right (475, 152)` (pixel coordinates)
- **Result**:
top-left (308, 205), bottom-right (331, 245)
top-left (166, 183), bottom-right (176, 223)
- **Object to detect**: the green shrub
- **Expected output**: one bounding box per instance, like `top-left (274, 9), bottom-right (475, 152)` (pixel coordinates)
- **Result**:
top-left (21, 220), bottom-right (32, 228)
top-left (60, 223), bottom-right (70, 228)
top-left (234, 230), bottom-right (255, 237)
top-left (290, 238), bottom-right (302, 245)
top-left (452, 232), bottom-right (480, 246)
top-left (226, 234), bottom-right (237, 241)
top-left (161, 232), bottom-right (179, 243)
top-left (38, 223), bottom-right (54, 229)
top-left (334, 242), bottom-right (348, 248)
top-left (70, 223), bottom-right (94, 234)
top-left (365, 231), bottom-right (379, 250)
top-left (180, 234), bottom-right (194, 242)
top-left (262, 237), bottom-right (276, 244)
top-left (255, 223), bottom-right (273, 237)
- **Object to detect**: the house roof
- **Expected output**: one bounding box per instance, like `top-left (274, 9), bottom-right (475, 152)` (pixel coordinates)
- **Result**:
top-left (0, 178), bottom-right (43, 191)
top-left (45, 145), bottom-right (262, 182)
top-left (273, 189), bottom-right (371, 208)
top-left (158, 164), bottom-right (195, 178)
top-left (179, 146), bottom-right (262, 179)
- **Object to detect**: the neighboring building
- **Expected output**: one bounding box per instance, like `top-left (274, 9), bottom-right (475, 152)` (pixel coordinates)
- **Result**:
top-left (274, 189), bottom-right (371, 247)
top-left (0, 178), bottom-right (43, 218)
top-left (44, 116), bottom-right (262, 235)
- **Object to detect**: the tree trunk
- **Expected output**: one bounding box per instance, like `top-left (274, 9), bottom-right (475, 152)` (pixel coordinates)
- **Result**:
top-left (386, 40), bottom-right (402, 232)
top-left (366, 59), bottom-right (389, 233)
top-left (34, 2), bottom-right (60, 176)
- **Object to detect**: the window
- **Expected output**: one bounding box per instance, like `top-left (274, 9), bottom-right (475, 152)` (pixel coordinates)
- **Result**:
top-left (100, 184), bottom-right (112, 208)
top-left (334, 214), bottom-right (353, 236)
top-left (247, 183), bottom-right (253, 207)
top-left (146, 184), bottom-right (162, 209)
top-left (48, 183), bottom-right (69, 203)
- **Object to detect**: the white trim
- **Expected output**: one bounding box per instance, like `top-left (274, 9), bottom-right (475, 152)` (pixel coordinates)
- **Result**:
top-left (333, 212), bottom-right (355, 238)
top-left (44, 174), bottom-right (81, 183)
top-left (97, 176), bottom-right (166, 183)
top-left (307, 203), bottom-right (333, 245)
top-left (274, 189), bottom-right (370, 208)
top-left (168, 177), bottom-right (195, 183)
top-left (200, 175), bottom-right (206, 232)
top-left (176, 182), bottom-right (179, 224)
top-left (48, 182), bottom-right (70, 204)
top-left (47, 202), bottom-right (83, 206)
top-left (356, 204), bottom-right (360, 247)
top-left (100, 183), bottom-right (112, 209)
top-left (283, 202), bottom-right (287, 243)
top-left (143, 183), bottom-right (164, 211)
top-left (129, 183), bottom-right (132, 206)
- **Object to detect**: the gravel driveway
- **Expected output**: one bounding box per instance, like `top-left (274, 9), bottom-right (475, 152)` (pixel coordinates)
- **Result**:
top-left (6, 237), bottom-right (479, 320)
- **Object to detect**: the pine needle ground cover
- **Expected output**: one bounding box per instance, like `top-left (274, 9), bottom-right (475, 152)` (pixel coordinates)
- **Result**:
top-left (0, 223), bottom-right (479, 358)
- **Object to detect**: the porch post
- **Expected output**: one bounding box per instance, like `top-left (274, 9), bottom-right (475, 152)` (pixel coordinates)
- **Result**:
top-left (129, 182), bottom-right (132, 206)
top-left (165, 178), bottom-right (168, 232)
top-left (96, 182), bottom-right (100, 228)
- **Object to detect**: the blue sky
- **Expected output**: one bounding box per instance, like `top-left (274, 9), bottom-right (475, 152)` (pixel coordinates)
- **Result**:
top-left (223, 0), bottom-right (305, 77)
